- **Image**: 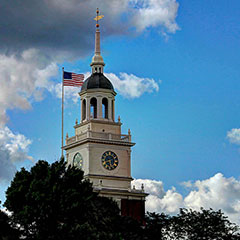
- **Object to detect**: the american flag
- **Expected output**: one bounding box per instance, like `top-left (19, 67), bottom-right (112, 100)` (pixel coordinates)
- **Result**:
top-left (63, 71), bottom-right (84, 87)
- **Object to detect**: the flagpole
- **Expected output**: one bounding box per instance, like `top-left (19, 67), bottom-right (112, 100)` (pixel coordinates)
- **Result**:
top-left (61, 67), bottom-right (64, 158)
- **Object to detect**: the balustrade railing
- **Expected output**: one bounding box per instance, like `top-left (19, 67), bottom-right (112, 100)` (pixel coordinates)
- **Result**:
top-left (66, 130), bottom-right (130, 145)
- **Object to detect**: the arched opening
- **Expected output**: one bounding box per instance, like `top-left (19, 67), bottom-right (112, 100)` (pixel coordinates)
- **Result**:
top-left (90, 97), bottom-right (97, 118)
top-left (82, 99), bottom-right (86, 121)
top-left (102, 98), bottom-right (108, 119)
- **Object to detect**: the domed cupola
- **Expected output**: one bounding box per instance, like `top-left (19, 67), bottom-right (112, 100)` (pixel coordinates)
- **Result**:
top-left (81, 72), bottom-right (114, 91)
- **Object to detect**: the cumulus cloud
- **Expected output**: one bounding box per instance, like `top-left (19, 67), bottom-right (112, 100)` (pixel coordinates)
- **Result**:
top-left (0, 49), bottom-right (58, 126)
top-left (51, 83), bottom-right (80, 104)
top-left (106, 72), bottom-right (160, 98)
top-left (134, 173), bottom-right (240, 225)
top-left (0, 49), bottom-right (56, 179)
top-left (0, 0), bottom-right (179, 57)
top-left (133, 179), bottom-right (182, 214)
top-left (227, 128), bottom-right (240, 145)
top-left (130, 0), bottom-right (180, 33)
top-left (184, 173), bottom-right (240, 224)
top-left (0, 127), bottom-right (32, 182)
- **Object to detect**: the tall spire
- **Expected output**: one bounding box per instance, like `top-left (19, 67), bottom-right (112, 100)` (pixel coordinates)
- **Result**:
top-left (91, 8), bottom-right (105, 74)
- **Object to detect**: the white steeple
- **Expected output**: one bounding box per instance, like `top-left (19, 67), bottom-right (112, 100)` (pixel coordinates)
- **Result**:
top-left (90, 8), bottom-right (105, 74)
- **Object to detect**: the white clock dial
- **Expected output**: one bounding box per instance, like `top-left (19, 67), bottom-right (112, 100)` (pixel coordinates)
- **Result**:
top-left (73, 152), bottom-right (83, 169)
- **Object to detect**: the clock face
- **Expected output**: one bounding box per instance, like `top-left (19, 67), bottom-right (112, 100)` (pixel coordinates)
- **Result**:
top-left (101, 151), bottom-right (118, 171)
top-left (73, 152), bottom-right (83, 169)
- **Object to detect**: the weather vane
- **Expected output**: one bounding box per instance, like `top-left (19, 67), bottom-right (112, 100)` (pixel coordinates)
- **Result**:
top-left (94, 8), bottom-right (104, 28)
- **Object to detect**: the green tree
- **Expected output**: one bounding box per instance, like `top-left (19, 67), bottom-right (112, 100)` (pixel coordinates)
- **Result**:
top-left (170, 208), bottom-right (240, 240)
top-left (4, 159), bottom-right (121, 240)
top-left (0, 203), bottom-right (19, 240)
top-left (117, 215), bottom-right (144, 240)
top-left (144, 212), bottom-right (171, 240)
top-left (143, 209), bottom-right (240, 240)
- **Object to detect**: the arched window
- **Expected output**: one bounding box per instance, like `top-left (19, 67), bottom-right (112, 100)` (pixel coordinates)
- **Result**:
top-left (82, 99), bottom-right (86, 121)
top-left (102, 98), bottom-right (108, 119)
top-left (90, 97), bottom-right (97, 118)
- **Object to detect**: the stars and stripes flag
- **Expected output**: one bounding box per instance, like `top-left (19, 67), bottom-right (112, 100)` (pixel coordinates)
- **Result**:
top-left (63, 71), bottom-right (84, 87)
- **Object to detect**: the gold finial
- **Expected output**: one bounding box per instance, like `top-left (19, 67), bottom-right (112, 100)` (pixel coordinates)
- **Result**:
top-left (94, 8), bottom-right (104, 28)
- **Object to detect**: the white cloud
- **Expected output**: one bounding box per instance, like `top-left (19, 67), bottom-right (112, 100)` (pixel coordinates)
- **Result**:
top-left (0, 0), bottom-right (180, 58)
top-left (134, 173), bottom-right (240, 225)
top-left (106, 72), bottom-right (160, 98)
top-left (0, 49), bottom-right (57, 183)
top-left (132, 179), bottom-right (182, 213)
top-left (227, 128), bottom-right (240, 145)
top-left (184, 173), bottom-right (240, 224)
top-left (51, 71), bottom-right (159, 100)
top-left (180, 180), bottom-right (193, 188)
top-left (51, 83), bottom-right (80, 104)
top-left (0, 127), bottom-right (32, 182)
top-left (0, 49), bottom-right (58, 126)
top-left (133, 178), bottom-right (165, 197)
top-left (130, 0), bottom-right (180, 33)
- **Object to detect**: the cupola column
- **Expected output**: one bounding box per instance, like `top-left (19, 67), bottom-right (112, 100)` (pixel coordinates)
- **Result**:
top-left (112, 99), bottom-right (115, 121)
top-left (97, 96), bottom-right (102, 119)
top-left (108, 98), bottom-right (112, 121)
top-left (86, 97), bottom-right (90, 121)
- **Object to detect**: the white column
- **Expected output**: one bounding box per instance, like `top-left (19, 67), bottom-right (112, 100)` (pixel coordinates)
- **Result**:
top-left (97, 96), bottom-right (102, 119)
top-left (112, 99), bottom-right (115, 121)
top-left (80, 99), bottom-right (83, 122)
top-left (86, 97), bottom-right (90, 121)
top-left (108, 97), bottom-right (112, 121)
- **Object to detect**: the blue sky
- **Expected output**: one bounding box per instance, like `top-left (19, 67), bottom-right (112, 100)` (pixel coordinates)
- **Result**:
top-left (1, 0), bottom-right (240, 224)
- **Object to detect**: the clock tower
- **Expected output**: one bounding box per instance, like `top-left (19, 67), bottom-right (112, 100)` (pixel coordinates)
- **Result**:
top-left (63, 9), bottom-right (147, 221)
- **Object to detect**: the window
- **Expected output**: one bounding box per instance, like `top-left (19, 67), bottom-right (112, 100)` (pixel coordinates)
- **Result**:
top-left (82, 99), bottom-right (86, 120)
top-left (102, 98), bottom-right (108, 119)
top-left (90, 97), bottom-right (97, 118)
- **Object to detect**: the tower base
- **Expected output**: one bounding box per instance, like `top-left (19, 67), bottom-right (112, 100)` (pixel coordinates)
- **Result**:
top-left (94, 187), bottom-right (148, 222)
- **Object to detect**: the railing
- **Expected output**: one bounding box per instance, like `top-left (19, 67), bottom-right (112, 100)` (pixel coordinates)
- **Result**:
top-left (66, 130), bottom-right (131, 145)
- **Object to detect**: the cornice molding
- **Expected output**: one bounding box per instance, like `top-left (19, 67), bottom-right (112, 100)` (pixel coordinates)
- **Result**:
top-left (63, 138), bottom-right (135, 150)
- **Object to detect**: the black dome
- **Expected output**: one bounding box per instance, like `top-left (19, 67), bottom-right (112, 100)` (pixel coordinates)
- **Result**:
top-left (81, 73), bottom-right (114, 91)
